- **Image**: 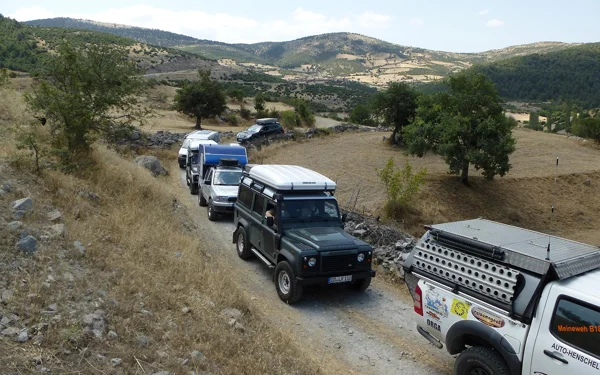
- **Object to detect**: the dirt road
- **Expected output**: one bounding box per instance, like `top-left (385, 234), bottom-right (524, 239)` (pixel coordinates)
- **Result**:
top-left (176, 170), bottom-right (454, 375)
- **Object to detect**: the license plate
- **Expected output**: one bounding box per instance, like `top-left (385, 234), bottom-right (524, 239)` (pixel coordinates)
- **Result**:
top-left (328, 275), bottom-right (352, 284)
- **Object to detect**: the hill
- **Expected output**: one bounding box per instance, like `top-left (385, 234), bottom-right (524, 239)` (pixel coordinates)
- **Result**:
top-left (1, 15), bottom-right (217, 74)
top-left (24, 18), bottom-right (578, 86)
top-left (472, 43), bottom-right (600, 107)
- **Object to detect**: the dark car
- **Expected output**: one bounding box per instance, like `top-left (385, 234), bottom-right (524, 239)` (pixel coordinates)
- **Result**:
top-left (236, 118), bottom-right (284, 143)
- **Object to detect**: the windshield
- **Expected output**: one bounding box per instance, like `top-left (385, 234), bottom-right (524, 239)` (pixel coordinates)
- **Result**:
top-left (280, 199), bottom-right (340, 222)
top-left (214, 170), bottom-right (243, 185)
top-left (247, 124), bottom-right (263, 133)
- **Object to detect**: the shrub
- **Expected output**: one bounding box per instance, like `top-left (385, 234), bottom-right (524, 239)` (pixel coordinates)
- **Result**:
top-left (377, 158), bottom-right (427, 218)
top-left (268, 108), bottom-right (280, 119)
top-left (8, 71), bottom-right (17, 78)
top-left (227, 114), bottom-right (239, 126)
top-left (240, 104), bottom-right (252, 120)
top-left (280, 110), bottom-right (300, 129)
top-left (571, 117), bottom-right (600, 143)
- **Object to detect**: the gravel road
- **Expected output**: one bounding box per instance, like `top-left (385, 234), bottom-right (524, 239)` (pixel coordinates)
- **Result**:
top-left (178, 170), bottom-right (454, 375)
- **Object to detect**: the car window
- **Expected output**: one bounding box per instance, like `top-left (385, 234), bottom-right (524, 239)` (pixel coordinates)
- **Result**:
top-left (551, 297), bottom-right (600, 358)
top-left (253, 195), bottom-right (266, 215)
top-left (248, 125), bottom-right (262, 132)
top-left (182, 139), bottom-right (189, 148)
top-left (280, 200), bottom-right (340, 221)
top-left (238, 185), bottom-right (253, 208)
top-left (214, 171), bottom-right (242, 185)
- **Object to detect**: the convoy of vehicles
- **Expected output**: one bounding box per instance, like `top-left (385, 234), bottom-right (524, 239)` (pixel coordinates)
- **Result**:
top-left (177, 129), bottom-right (600, 375)
top-left (231, 164), bottom-right (376, 303)
top-left (403, 219), bottom-right (600, 375)
top-left (236, 118), bottom-right (284, 144)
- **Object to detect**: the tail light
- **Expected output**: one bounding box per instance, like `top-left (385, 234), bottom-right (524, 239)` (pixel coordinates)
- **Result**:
top-left (414, 284), bottom-right (423, 316)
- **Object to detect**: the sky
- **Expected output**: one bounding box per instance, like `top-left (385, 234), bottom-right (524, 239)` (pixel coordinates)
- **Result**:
top-left (3, 0), bottom-right (600, 52)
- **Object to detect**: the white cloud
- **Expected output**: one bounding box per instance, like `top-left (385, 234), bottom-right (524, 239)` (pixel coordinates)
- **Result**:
top-left (409, 18), bottom-right (424, 26)
top-left (358, 11), bottom-right (392, 29)
top-left (8, 5), bottom-right (353, 43)
top-left (479, 9), bottom-right (489, 15)
top-left (486, 19), bottom-right (504, 27)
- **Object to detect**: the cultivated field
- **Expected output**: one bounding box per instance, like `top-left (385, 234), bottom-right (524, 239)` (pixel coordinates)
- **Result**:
top-left (258, 129), bottom-right (600, 244)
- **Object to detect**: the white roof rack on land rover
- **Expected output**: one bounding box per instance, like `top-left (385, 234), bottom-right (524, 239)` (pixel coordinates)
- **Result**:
top-left (247, 165), bottom-right (336, 191)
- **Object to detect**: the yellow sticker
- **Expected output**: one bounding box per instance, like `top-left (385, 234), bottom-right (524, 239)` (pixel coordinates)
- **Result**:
top-left (451, 299), bottom-right (470, 319)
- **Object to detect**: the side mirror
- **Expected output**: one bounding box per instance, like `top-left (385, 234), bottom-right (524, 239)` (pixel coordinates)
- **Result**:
top-left (266, 216), bottom-right (274, 227)
top-left (341, 213), bottom-right (347, 223)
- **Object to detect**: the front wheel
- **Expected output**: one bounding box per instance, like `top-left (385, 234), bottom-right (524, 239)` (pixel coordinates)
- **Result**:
top-left (190, 181), bottom-right (198, 195)
top-left (198, 192), bottom-right (207, 207)
top-left (454, 346), bottom-right (509, 375)
top-left (235, 226), bottom-right (252, 260)
top-left (274, 261), bottom-right (303, 304)
top-left (207, 200), bottom-right (218, 221)
top-left (350, 276), bottom-right (371, 291)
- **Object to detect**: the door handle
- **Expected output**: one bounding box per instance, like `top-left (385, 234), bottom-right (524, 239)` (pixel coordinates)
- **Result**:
top-left (543, 350), bottom-right (568, 364)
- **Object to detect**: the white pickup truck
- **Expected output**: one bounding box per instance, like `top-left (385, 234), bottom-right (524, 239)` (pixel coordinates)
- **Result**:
top-left (403, 219), bottom-right (600, 375)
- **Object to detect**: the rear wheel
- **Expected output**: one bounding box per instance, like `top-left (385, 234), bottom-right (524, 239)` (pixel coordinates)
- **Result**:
top-left (189, 181), bottom-right (198, 195)
top-left (207, 200), bottom-right (218, 221)
top-left (454, 346), bottom-right (509, 375)
top-left (235, 226), bottom-right (252, 260)
top-left (350, 276), bottom-right (371, 291)
top-left (275, 261), bottom-right (303, 304)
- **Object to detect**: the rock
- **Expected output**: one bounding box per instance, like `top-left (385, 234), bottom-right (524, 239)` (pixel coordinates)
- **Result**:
top-left (73, 241), bottom-right (86, 255)
top-left (95, 353), bottom-right (107, 362)
top-left (0, 189), bottom-right (5, 197)
top-left (50, 224), bottom-right (66, 237)
top-left (1, 327), bottom-right (20, 337)
top-left (48, 303), bottom-right (57, 311)
top-left (107, 330), bottom-right (118, 340)
top-left (227, 318), bottom-right (237, 327)
top-left (353, 229), bottom-right (367, 237)
top-left (584, 179), bottom-right (592, 187)
top-left (151, 372), bottom-right (172, 375)
top-left (137, 335), bottom-right (149, 347)
top-left (334, 343), bottom-right (342, 349)
top-left (141, 309), bottom-right (153, 317)
top-left (78, 190), bottom-right (100, 201)
top-left (135, 155), bottom-right (168, 176)
top-left (233, 321), bottom-right (245, 331)
top-left (7, 221), bottom-right (22, 231)
top-left (175, 251), bottom-right (182, 257)
top-left (221, 308), bottom-right (242, 320)
top-left (17, 329), bottom-right (29, 343)
top-left (111, 358), bottom-right (122, 367)
top-left (1, 315), bottom-right (12, 326)
top-left (2, 289), bottom-right (14, 303)
top-left (2, 183), bottom-right (12, 192)
top-left (191, 350), bottom-right (205, 362)
top-left (12, 197), bottom-right (33, 219)
top-left (130, 131), bottom-right (141, 141)
top-left (181, 306), bottom-right (190, 314)
top-left (16, 235), bottom-right (37, 254)
top-left (47, 209), bottom-right (62, 222)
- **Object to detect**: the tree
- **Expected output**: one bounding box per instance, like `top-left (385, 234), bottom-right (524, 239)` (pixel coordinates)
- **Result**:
top-left (25, 42), bottom-right (149, 157)
top-left (349, 104), bottom-right (373, 125)
top-left (529, 112), bottom-right (539, 129)
top-left (404, 71), bottom-right (516, 184)
top-left (228, 87), bottom-right (244, 102)
top-left (546, 113), bottom-right (553, 132)
top-left (371, 82), bottom-right (418, 144)
top-left (0, 68), bottom-right (8, 87)
top-left (254, 92), bottom-right (266, 112)
top-left (173, 69), bottom-right (227, 130)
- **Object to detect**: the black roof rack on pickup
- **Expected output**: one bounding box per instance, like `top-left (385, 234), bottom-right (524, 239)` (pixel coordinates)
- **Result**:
top-left (405, 219), bottom-right (600, 321)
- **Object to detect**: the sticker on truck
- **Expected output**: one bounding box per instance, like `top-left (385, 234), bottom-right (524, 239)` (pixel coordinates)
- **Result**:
top-left (425, 290), bottom-right (449, 318)
top-left (471, 306), bottom-right (505, 328)
top-left (450, 298), bottom-right (470, 319)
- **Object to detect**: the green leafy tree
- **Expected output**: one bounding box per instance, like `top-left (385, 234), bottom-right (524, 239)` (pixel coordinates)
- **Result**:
top-left (377, 158), bottom-right (426, 218)
top-left (371, 82), bottom-right (418, 144)
top-left (0, 68), bottom-right (8, 87)
top-left (572, 117), bottom-right (600, 143)
top-left (174, 69), bottom-right (227, 130)
top-left (546, 113), bottom-right (553, 132)
top-left (404, 71), bottom-right (517, 184)
top-left (349, 104), bottom-right (373, 125)
top-left (528, 112), bottom-right (539, 129)
top-left (228, 87), bottom-right (245, 102)
top-left (280, 110), bottom-right (301, 128)
top-left (254, 92), bottom-right (266, 112)
top-left (24, 42), bottom-right (149, 158)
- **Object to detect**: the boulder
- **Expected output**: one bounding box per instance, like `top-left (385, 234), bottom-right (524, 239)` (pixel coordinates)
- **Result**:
top-left (135, 155), bottom-right (168, 176)
top-left (50, 224), bottom-right (66, 237)
top-left (12, 197), bottom-right (33, 219)
top-left (16, 236), bottom-right (37, 254)
top-left (7, 221), bottom-right (22, 231)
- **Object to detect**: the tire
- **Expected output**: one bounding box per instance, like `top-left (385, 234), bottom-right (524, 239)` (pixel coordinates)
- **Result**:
top-left (350, 276), bottom-right (371, 291)
top-left (235, 226), bottom-right (252, 260)
top-left (207, 200), bottom-right (218, 221)
top-left (186, 174), bottom-right (191, 186)
top-left (275, 261), bottom-right (303, 304)
top-left (454, 346), bottom-right (509, 375)
top-left (179, 162), bottom-right (185, 169)
top-left (198, 192), bottom-right (207, 207)
top-left (190, 182), bottom-right (198, 195)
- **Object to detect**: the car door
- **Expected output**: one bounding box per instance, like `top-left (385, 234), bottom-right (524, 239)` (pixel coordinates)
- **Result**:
top-left (262, 200), bottom-right (278, 260)
top-left (528, 286), bottom-right (600, 374)
top-left (249, 194), bottom-right (266, 252)
top-left (200, 168), bottom-right (213, 199)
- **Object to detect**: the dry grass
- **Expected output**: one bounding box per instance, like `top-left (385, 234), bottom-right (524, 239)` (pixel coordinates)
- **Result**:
top-left (259, 129), bottom-right (600, 244)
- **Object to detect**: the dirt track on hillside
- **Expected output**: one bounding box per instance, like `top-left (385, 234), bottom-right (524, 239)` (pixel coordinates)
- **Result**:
top-left (170, 168), bottom-right (453, 375)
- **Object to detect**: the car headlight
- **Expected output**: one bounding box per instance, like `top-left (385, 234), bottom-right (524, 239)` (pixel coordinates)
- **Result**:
top-left (192, 166), bottom-right (198, 172)
top-left (216, 196), bottom-right (228, 202)
top-left (308, 257), bottom-right (317, 267)
top-left (357, 253), bottom-right (365, 262)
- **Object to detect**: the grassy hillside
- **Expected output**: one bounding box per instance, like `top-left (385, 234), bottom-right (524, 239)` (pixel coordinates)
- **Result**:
top-left (1, 15), bottom-right (214, 74)
top-left (22, 18), bottom-right (579, 86)
top-left (472, 43), bottom-right (600, 107)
